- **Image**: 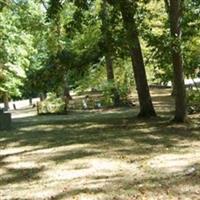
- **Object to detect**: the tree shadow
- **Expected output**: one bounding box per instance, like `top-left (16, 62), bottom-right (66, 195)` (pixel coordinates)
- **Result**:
top-left (45, 161), bottom-right (200, 200)
top-left (0, 166), bottom-right (44, 186)
top-left (49, 149), bottom-right (100, 164)
top-left (1, 110), bottom-right (200, 155)
top-left (0, 105), bottom-right (199, 198)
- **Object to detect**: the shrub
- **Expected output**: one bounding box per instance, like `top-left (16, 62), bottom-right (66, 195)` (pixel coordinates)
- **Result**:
top-left (187, 90), bottom-right (200, 114)
top-left (37, 93), bottom-right (65, 114)
top-left (101, 81), bottom-right (130, 107)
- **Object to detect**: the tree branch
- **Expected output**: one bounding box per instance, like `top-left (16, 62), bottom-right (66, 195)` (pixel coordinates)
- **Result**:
top-left (40, 0), bottom-right (48, 11)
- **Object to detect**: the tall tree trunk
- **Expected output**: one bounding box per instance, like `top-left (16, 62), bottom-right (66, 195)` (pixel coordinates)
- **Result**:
top-left (163, 0), bottom-right (176, 97)
top-left (100, 1), bottom-right (120, 107)
top-left (169, 0), bottom-right (187, 122)
top-left (118, 0), bottom-right (156, 117)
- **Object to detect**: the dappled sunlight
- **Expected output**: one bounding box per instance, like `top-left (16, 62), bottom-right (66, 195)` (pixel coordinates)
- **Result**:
top-left (44, 165), bottom-right (92, 181)
top-left (2, 155), bottom-right (22, 163)
top-left (148, 134), bottom-right (162, 140)
top-left (38, 157), bottom-right (140, 200)
top-left (0, 152), bottom-right (141, 199)
top-left (6, 161), bottom-right (39, 169)
top-left (151, 88), bottom-right (172, 97)
top-left (137, 127), bottom-right (158, 133)
top-left (147, 153), bottom-right (200, 173)
top-left (0, 165), bottom-right (43, 187)
top-left (11, 107), bottom-right (37, 119)
top-left (0, 168), bottom-right (7, 176)
top-left (0, 138), bottom-right (7, 142)
top-left (0, 145), bottom-right (37, 157)
top-left (29, 144), bottom-right (89, 155)
top-left (18, 123), bottom-right (85, 132)
top-left (18, 124), bottom-right (65, 132)
top-left (0, 0), bottom-right (199, 194)
top-left (0, 96), bottom-right (200, 199)
top-left (82, 123), bottom-right (108, 130)
top-left (90, 158), bottom-right (139, 172)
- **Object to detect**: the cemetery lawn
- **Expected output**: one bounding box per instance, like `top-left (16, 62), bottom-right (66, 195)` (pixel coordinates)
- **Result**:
top-left (0, 89), bottom-right (200, 200)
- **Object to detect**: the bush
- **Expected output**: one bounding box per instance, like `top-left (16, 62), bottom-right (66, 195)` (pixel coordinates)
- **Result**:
top-left (101, 81), bottom-right (130, 107)
top-left (187, 90), bottom-right (200, 114)
top-left (37, 93), bottom-right (65, 114)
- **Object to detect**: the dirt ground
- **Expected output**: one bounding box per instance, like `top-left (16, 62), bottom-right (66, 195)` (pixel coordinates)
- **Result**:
top-left (0, 88), bottom-right (200, 200)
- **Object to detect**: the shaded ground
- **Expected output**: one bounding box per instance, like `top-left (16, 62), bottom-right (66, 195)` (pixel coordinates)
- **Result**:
top-left (0, 89), bottom-right (200, 200)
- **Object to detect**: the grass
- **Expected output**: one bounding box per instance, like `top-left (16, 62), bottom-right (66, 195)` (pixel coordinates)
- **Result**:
top-left (0, 89), bottom-right (200, 200)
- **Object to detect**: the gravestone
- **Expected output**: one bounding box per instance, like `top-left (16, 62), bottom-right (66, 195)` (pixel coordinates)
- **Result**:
top-left (0, 109), bottom-right (11, 130)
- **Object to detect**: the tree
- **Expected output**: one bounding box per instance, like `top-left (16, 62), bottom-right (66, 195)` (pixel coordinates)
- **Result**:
top-left (99, 0), bottom-right (120, 106)
top-left (107, 0), bottom-right (156, 117)
top-left (142, 0), bottom-right (199, 93)
top-left (167, 0), bottom-right (187, 122)
top-left (181, 0), bottom-right (200, 78)
top-left (0, 2), bottom-right (36, 108)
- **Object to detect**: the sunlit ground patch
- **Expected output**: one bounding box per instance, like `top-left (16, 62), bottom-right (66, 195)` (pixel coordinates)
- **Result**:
top-left (147, 153), bottom-right (200, 173)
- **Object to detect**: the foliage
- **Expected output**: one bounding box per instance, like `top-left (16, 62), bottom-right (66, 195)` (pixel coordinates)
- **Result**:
top-left (76, 57), bottom-right (133, 97)
top-left (187, 90), bottom-right (200, 114)
top-left (141, 0), bottom-right (200, 84)
top-left (37, 93), bottom-right (65, 114)
top-left (0, 1), bottom-right (49, 100)
top-left (0, 5), bottom-right (34, 98)
top-left (0, 0), bottom-right (199, 122)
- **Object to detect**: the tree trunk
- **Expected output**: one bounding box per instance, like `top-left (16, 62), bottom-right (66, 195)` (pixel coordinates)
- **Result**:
top-left (3, 93), bottom-right (9, 111)
top-left (169, 0), bottom-right (187, 122)
top-left (29, 97), bottom-right (33, 106)
top-left (119, 0), bottom-right (156, 117)
top-left (63, 82), bottom-right (72, 100)
top-left (39, 93), bottom-right (45, 101)
top-left (105, 54), bottom-right (121, 106)
top-left (171, 80), bottom-right (176, 96)
top-left (100, 1), bottom-right (121, 107)
top-left (63, 76), bottom-right (72, 112)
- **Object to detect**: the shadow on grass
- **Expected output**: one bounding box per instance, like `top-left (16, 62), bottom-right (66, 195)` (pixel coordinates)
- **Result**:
top-left (47, 162), bottom-right (200, 200)
top-left (49, 149), bottom-right (100, 164)
top-left (0, 106), bottom-right (199, 197)
top-left (1, 109), bottom-right (200, 155)
top-left (0, 166), bottom-right (43, 186)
